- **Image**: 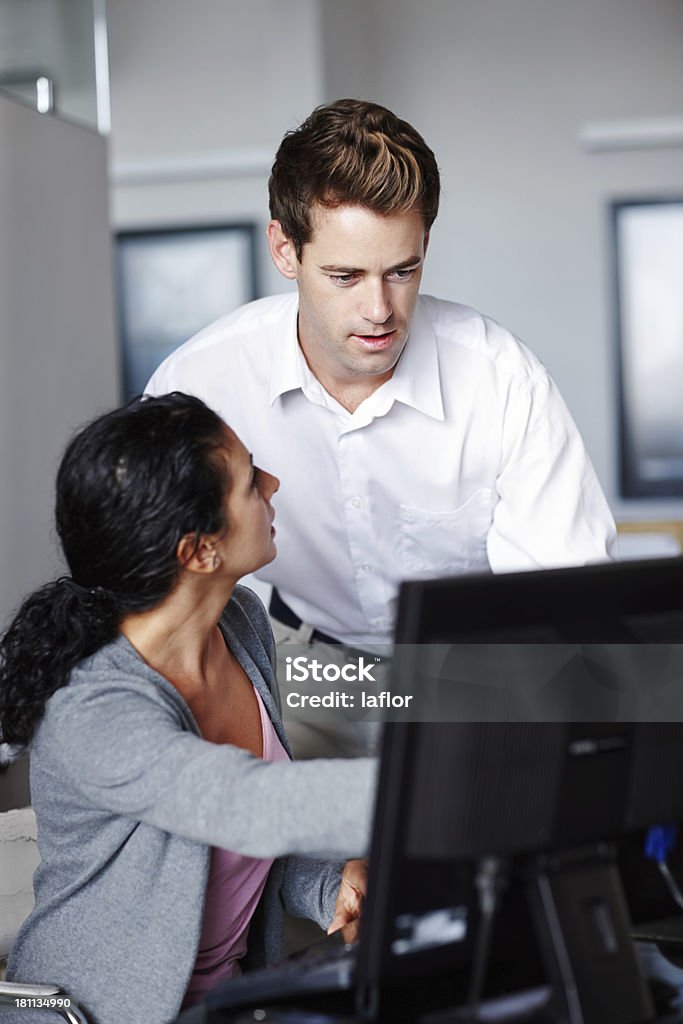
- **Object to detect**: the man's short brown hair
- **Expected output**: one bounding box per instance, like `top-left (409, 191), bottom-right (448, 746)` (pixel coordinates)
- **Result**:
top-left (269, 98), bottom-right (440, 259)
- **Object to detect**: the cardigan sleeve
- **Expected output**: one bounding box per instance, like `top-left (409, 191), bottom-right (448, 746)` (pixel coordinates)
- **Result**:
top-left (279, 856), bottom-right (344, 927)
top-left (38, 675), bottom-right (376, 860)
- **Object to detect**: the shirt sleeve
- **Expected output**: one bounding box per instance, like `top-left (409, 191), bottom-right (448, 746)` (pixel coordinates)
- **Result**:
top-left (145, 353), bottom-right (174, 397)
top-left (487, 369), bottom-right (617, 571)
top-left (39, 677), bottom-right (377, 861)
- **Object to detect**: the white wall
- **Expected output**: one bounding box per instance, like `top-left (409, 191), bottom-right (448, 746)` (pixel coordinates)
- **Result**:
top-left (320, 0), bottom-right (683, 515)
top-left (107, 0), bottom-right (324, 297)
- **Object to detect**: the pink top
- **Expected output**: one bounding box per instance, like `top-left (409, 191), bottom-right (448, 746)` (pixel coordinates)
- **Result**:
top-left (182, 688), bottom-right (289, 1008)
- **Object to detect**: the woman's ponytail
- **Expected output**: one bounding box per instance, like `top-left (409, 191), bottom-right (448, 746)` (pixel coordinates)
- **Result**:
top-left (0, 577), bottom-right (119, 747)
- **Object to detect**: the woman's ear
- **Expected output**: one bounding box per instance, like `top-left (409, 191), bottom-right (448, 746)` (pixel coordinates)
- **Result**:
top-left (176, 534), bottom-right (221, 574)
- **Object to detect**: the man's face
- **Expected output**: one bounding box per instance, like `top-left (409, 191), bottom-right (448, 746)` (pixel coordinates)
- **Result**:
top-left (268, 204), bottom-right (428, 397)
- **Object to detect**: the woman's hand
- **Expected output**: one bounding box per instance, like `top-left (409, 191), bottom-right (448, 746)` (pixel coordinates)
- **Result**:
top-left (327, 859), bottom-right (368, 942)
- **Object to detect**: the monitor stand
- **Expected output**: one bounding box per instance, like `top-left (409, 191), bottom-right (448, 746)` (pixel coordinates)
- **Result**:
top-left (525, 846), bottom-right (656, 1024)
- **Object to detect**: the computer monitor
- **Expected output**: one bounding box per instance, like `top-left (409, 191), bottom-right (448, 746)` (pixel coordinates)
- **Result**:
top-left (386, 555), bottom-right (683, 723)
top-left (358, 557), bottom-right (683, 1024)
top-left (392, 555), bottom-right (683, 644)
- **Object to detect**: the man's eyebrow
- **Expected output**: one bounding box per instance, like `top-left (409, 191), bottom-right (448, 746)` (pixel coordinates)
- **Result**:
top-left (319, 263), bottom-right (362, 273)
top-left (319, 255), bottom-right (423, 274)
top-left (390, 255), bottom-right (423, 270)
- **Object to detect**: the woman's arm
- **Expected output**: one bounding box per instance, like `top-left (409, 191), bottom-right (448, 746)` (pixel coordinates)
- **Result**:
top-left (278, 857), bottom-right (367, 938)
top-left (39, 674), bottom-right (377, 860)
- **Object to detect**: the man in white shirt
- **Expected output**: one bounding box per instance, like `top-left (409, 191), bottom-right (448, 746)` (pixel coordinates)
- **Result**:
top-left (147, 99), bottom-right (616, 756)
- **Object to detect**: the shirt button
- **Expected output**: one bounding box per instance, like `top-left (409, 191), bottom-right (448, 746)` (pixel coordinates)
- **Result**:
top-left (351, 497), bottom-right (362, 509)
top-left (362, 563), bottom-right (373, 574)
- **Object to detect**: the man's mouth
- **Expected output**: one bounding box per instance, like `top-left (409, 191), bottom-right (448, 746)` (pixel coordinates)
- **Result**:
top-left (352, 330), bottom-right (397, 351)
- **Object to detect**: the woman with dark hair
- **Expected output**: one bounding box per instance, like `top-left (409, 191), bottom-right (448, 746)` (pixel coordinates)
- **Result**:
top-left (0, 393), bottom-right (375, 1024)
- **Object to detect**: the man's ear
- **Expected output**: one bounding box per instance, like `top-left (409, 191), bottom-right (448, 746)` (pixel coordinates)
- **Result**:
top-left (267, 220), bottom-right (299, 281)
top-left (176, 534), bottom-right (220, 574)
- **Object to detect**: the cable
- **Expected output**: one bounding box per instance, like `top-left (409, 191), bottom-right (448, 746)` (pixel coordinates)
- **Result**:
top-left (644, 824), bottom-right (683, 912)
top-left (657, 860), bottom-right (683, 913)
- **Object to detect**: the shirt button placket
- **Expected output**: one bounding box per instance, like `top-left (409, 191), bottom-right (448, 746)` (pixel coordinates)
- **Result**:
top-left (337, 431), bottom-right (380, 624)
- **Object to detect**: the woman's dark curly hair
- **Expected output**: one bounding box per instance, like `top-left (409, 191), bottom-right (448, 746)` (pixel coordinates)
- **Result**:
top-left (0, 393), bottom-right (229, 747)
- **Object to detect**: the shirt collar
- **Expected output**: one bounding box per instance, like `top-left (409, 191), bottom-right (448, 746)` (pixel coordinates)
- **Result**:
top-left (269, 297), bottom-right (305, 405)
top-left (383, 297), bottom-right (445, 421)
top-left (268, 295), bottom-right (445, 421)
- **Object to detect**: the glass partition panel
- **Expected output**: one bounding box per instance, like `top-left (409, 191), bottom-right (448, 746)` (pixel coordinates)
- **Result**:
top-left (0, 0), bottom-right (109, 133)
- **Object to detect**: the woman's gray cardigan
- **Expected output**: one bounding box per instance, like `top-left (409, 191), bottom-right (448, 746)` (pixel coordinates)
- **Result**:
top-left (7, 586), bottom-right (376, 1024)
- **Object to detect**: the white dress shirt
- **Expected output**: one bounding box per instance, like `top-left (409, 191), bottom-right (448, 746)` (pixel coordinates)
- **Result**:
top-left (147, 293), bottom-right (616, 646)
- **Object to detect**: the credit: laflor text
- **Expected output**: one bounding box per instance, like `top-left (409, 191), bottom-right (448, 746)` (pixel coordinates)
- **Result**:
top-left (283, 655), bottom-right (415, 710)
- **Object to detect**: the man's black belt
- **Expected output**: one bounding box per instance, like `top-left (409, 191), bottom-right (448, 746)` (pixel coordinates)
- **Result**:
top-left (269, 588), bottom-right (341, 646)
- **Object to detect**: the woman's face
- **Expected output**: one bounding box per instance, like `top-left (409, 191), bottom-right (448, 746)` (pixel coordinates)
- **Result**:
top-left (216, 428), bottom-right (279, 580)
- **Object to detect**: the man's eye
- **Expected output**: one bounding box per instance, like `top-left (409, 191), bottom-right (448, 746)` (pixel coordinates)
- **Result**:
top-left (390, 268), bottom-right (417, 281)
top-left (329, 274), bottom-right (356, 285)
top-left (251, 468), bottom-right (261, 488)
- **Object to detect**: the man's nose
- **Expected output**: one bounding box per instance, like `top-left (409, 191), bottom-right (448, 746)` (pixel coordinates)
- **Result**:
top-left (361, 281), bottom-right (392, 325)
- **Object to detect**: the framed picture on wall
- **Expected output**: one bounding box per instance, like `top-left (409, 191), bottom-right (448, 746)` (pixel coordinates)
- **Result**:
top-left (115, 223), bottom-right (258, 400)
top-left (613, 197), bottom-right (683, 497)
